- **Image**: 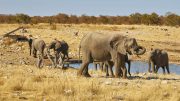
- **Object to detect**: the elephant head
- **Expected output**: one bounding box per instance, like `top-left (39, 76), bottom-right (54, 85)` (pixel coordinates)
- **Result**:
top-left (110, 36), bottom-right (146, 55)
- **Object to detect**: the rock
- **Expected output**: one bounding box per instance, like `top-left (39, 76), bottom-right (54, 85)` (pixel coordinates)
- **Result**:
top-left (142, 73), bottom-right (146, 76)
top-left (161, 80), bottom-right (169, 84)
top-left (139, 73), bottom-right (146, 76)
top-left (104, 81), bottom-right (112, 85)
top-left (19, 96), bottom-right (28, 100)
top-left (20, 59), bottom-right (27, 65)
top-left (112, 96), bottom-right (124, 100)
top-left (163, 92), bottom-right (169, 97)
top-left (64, 89), bottom-right (73, 95)
top-left (0, 53), bottom-right (3, 56)
top-left (117, 81), bottom-right (128, 86)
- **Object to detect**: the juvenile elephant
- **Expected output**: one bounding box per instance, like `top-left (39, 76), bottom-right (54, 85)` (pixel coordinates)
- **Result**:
top-left (78, 33), bottom-right (146, 78)
top-left (94, 54), bottom-right (131, 77)
top-left (148, 49), bottom-right (170, 74)
top-left (28, 38), bottom-right (46, 68)
top-left (46, 39), bottom-right (69, 67)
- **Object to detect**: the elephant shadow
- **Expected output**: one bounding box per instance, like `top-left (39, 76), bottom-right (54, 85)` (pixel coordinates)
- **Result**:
top-left (128, 75), bottom-right (180, 81)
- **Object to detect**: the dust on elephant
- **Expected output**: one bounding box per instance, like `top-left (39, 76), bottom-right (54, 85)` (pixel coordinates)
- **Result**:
top-left (28, 38), bottom-right (46, 68)
top-left (148, 49), bottom-right (170, 74)
top-left (46, 39), bottom-right (69, 67)
top-left (94, 54), bottom-right (131, 77)
top-left (78, 33), bottom-right (146, 78)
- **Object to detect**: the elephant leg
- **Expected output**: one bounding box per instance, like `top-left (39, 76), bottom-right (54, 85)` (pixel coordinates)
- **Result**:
top-left (121, 64), bottom-right (127, 79)
top-left (100, 62), bottom-right (104, 72)
top-left (46, 50), bottom-right (56, 67)
top-left (32, 48), bottom-right (37, 58)
top-left (105, 64), bottom-right (109, 77)
top-left (82, 64), bottom-right (91, 77)
top-left (151, 61), bottom-right (155, 73)
top-left (148, 60), bottom-right (151, 73)
top-left (107, 61), bottom-right (115, 77)
top-left (166, 65), bottom-right (170, 74)
top-left (29, 47), bottom-right (32, 56)
top-left (62, 53), bottom-right (65, 61)
top-left (162, 66), bottom-right (165, 74)
top-left (37, 52), bottom-right (43, 68)
top-left (58, 53), bottom-right (64, 68)
top-left (155, 66), bottom-right (159, 73)
top-left (127, 61), bottom-right (131, 76)
top-left (113, 60), bottom-right (121, 78)
top-left (94, 63), bottom-right (97, 70)
top-left (54, 51), bottom-right (59, 68)
top-left (77, 52), bottom-right (91, 77)
top-left (65, 52), bottom-right (69, 60)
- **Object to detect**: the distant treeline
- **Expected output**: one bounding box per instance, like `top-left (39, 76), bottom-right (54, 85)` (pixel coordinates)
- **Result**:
top-left (0, 12), bottom-right (180, 26)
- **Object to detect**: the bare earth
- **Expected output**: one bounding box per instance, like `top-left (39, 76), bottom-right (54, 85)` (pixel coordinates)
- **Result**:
top-left (0, 24), bottom-right (180, 101)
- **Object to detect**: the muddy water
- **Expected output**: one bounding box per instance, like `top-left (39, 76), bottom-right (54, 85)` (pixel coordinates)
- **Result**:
top-left (69, 61), bottom-right (180, 75)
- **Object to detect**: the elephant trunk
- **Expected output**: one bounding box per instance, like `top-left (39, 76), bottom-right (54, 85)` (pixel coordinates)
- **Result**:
top-left (133, 46), bottom-right (146, 55)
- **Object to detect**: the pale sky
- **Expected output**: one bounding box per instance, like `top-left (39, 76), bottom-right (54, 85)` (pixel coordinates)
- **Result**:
top-left (0, 0), bottom-right (180, 16)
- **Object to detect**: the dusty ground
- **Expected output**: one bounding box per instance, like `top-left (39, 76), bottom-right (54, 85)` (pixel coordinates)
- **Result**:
top-left (0, 24), bottom-right (180, 101)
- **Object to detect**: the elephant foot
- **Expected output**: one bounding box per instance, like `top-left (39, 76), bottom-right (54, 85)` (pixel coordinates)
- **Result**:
top-left (77, 71), bottom-right (82, 77)
top-left (106, 74), bottom-right (109, 77)
top-left (122, 76), bottom-right (127, 79)
top-left (115, 74), bottom-right (121, 78)
top-left (111, 75), bottom-right (115, 78)
top-left (83, 73), bottom-right (91, 77)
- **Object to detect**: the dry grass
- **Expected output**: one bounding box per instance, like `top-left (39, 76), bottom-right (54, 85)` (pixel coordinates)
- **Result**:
top-left (0, 64), bottom-right (179, 101)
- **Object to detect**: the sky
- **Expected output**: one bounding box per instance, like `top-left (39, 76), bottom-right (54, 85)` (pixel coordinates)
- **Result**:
top-left (0, 0), bottom-right (180, 16)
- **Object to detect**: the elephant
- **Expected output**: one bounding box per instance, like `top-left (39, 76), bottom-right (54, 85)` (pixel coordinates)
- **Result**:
top-left (77, 33), bottom-right (146, 78)
top-left (28, 38), bottom-right (46, 68)
top-left (148, 49), bottom-right (170, 74)
top-left (46, 39), bottom-right (69, 67)
top-left (93, 54), bottom-right (131, 77)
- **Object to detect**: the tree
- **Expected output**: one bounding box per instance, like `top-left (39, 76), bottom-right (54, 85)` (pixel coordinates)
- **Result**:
top-left (54, 13), bottom-right (69, 23)
top-left (130, 13), bottom-right (142, 24)
top-left (165, 14), bottom-right (180, 26)
top-left (16, 14), bottom-right (31, 24)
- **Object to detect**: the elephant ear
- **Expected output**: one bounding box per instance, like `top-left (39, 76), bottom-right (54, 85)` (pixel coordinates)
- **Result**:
top-left (110, 35), bottom-right (126, 55)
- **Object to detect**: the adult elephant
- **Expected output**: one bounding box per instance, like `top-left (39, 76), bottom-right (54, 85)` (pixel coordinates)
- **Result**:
top-left (28, 38), bottom-right (46, 68)
top-left (148, 49), bottom-right (170, 74)
top-left (46, 39), bottom-right (69, 67)
top-left (94, 54), bottom-right (131, 77)
top-left (78, 33), bottom-right (146, 78)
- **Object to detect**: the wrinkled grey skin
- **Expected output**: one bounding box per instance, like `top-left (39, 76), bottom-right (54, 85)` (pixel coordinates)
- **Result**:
top-left (148, 49), bottom-right (170, 74)
top-left (28, 38), bottom-right (46, 68)
top-left (46, 39), bottom-right (69, 67)
top-left (78, 33), bottom-right (146, 78)
top-left (94, 54), bottom-right (131, 77)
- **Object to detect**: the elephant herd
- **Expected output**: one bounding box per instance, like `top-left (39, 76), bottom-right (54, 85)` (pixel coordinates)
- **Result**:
top-left (28, 37), bottom-right (69, 68)
top-left (28, 32), bottom-right (170, 79)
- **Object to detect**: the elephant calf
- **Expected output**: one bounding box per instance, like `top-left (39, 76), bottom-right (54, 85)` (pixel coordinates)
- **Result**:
top-left (46, 39), bottom-right (69, 68)
top-left (94, 54), bottom-right (131, 77)
top-left (148, 49), bottom-right (170, 74)
top-left (28, 38), bottom-right (46, 68)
